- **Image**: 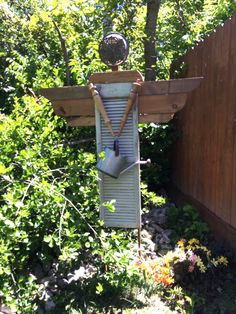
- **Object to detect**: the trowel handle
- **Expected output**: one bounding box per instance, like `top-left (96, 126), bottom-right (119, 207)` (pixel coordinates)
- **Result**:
top-left (89, 83), bottom-right (115, 137)
top-left (117, 79), bottom-right (141, 137)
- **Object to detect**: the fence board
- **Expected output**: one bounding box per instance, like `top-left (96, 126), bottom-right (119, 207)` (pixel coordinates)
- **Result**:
top-left (229, 16), bottom-right (236, 227)
top-left (172, 13), bottom-right (236, 230)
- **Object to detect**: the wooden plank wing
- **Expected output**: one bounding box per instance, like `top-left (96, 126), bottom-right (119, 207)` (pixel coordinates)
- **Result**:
top-left (40, 76), bottom-right (203, 125)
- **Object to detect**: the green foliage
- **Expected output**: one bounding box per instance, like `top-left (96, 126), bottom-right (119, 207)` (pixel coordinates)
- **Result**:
top-left (0, 96), bottom-right (143, 312)
top-left (167, 204), bottom-right (209, 243)
top-left (139, 122), bottom-right (178, 188)
top-left (141, 182), bottom-right (166, 214)
top-left (0, 0), bottom-right (236, 312)
top-left (157, 0), bottom-right (236, 79)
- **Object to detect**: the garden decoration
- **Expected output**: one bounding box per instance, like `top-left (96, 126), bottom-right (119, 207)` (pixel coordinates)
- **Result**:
top-left (40, 32), bottom-right (202, 230)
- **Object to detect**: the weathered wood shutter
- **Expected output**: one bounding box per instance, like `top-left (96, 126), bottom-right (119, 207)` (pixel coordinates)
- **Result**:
top-left (95, 83), bottom-right (141, 228)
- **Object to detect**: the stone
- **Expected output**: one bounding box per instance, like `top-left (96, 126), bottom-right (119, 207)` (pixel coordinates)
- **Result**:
top-left (41, 279), bottom-right (50, 288)
top-left (154, 243), bottom-right (159, 252)
top-left (41, 289), bottom-right (53, 300)
top-left (85, 265), bottom-right (97, 277)
top-left (155, 234), bottom-right (162, 243)
top-left (58, 278), bottom-right (69, 289)
top-left (161, 232), bottom-right (171, 244)
top-left (142, 238), bottom-right (155, 252)
top-left (67, 267), bottom-right (86, 283)
top-left (35, 305), bottom-right (44, 314)
top-left (145, 226), bottom-right (156, 234)
top-left (150, 223), bottom-right (164, 233)
top-left (156, 214), bottom-right (166, 225)
top-left (159, 236), bottom-right (170, 245)
top-left (0, 305), bottom-right (16, 314)
top-left (141, 229), bottom-right (152, 239)
top-left (164, 229), bottom-right (172, 237)
top-left (45, 300), bottom-right (55, 312)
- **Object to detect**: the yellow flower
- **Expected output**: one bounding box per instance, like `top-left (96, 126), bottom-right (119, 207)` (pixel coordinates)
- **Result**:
top-left (196, 256), bottom-right (206, 273)
top-left (217, 256), bottom-right (228, 266)
top-left (188, 238), bottom-right (200, 246)
top-left (177, 239), bottom-right (186, 247)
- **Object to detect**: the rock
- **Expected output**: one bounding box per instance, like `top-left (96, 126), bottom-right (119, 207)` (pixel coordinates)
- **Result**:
top-left (142, 238), bottom-right (155, 252)
top-left (156, 214), bottom-right (166, 225)
top-left (41, 275), bottom-right (56, 286)
top-left (154, 243), bottom-right (159, 252)
top-left (154, 234), bottom-right (162, 243)
top-left (0, 305), bottom-right (16, 314)
top-left (58, 278), bottom-right (69, 289)
top-left (67, 267), bottom-right (86, 283)
top-left (35, 305), bottom-right (44, 314)
top-left (45, 300), bottom-right (55, 312)
top-left (145, 226), bottom-right (156, 234)
top-left (160, 207), bottom-right (167, 216)
top-left (49, 286), bottom-right (58, 294)
top-left (160, 231), bottom-right (170, 243)
top-left (142, 201), bottom-right (175, 256)
top-left (160, 244), bottom-right (173, 251)
top-left (159, 237), bottom-right (170, 245)
top-left (85, 265), bottom-right (96, 277)
top-left (150, 223), bottom-right (164, 233)
top-left (41, 289), bottom-right (53, 300)
top-left (141, 229), bottom-right (152, 239)
top-left (41, 279), bottom-right (50, 288)
top-left (151, 207), bottom-right (162, 216)
top-left (164, 229), bottom-right (172, 237)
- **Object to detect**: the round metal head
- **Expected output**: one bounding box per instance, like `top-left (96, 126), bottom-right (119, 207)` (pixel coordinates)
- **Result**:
top-left (99, 32), bottom-right (129, 68)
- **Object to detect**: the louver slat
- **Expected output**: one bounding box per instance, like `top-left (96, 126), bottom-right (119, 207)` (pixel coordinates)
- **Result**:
top-left (95, 83), bottom-right (141, 228)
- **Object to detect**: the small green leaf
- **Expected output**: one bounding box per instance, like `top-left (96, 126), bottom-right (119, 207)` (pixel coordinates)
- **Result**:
top-left (96, 282), bottom-right (104, 295)
top-left (103, 200), bottom-right (116, 212)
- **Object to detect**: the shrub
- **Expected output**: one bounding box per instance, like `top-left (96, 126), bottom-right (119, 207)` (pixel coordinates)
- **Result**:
top-left (167, 204), bottom-right (209, 243)
top-left (0, 95), bottom-right (142, 312)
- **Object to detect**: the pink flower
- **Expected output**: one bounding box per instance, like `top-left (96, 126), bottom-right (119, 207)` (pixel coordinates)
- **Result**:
top-left (134, 259), bottom-right (143, 267)
top-left (188, 251), bottom-right (197, 265)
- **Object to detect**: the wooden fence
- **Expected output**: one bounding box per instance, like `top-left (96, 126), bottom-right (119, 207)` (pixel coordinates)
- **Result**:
top-left (171, 13), bottom-right (236, 241)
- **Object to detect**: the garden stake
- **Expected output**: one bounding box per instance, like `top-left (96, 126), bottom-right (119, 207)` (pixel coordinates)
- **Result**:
top-left (138, 227), bottom-right (142, 259)
top-left (138, 227), bottom-right (146, 279)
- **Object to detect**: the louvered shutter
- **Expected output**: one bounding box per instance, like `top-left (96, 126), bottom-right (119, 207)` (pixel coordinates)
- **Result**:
top-left (95, 83), bottom-right (141, 228)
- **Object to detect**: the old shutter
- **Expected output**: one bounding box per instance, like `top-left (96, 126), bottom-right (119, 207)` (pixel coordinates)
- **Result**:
top-left (95, 82), bottom-right (141, 228)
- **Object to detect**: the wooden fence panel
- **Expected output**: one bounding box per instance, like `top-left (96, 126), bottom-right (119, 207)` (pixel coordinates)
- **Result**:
top-left (229, 16), bottom-right (236, 227)
top-left (172, 13), bottom-right (236, 230)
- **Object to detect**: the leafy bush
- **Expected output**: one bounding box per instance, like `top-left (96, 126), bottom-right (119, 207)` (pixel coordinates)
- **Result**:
top-left (141, 182), bottom-right (166, 214)
top-left (0, 96), bottom-right (143, 312)
top-left (167, 204), bottom-right (209, 243)
top-left (139, 122), bottom-right (178, 189)
top-left (1, 1), bottom-right (236, 313)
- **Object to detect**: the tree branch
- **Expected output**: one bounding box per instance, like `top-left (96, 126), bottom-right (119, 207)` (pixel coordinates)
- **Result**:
top-left (53, 20), bottom-right (71, 86)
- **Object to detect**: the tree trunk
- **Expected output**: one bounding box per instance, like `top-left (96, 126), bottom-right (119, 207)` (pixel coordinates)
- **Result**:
top-left (144, 0), bottom-right (161, 81)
